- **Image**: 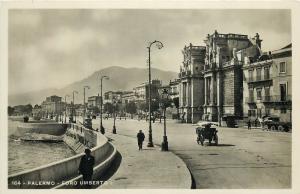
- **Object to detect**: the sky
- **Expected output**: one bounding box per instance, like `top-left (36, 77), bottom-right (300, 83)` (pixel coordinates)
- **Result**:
top-left (8, 9), bottom-right (291, 95)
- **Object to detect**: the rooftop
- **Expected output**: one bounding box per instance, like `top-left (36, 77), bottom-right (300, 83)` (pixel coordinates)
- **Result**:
top-left (208, 30), bottom-right (248, 40)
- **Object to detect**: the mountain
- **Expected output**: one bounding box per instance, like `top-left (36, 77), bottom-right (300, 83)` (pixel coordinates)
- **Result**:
top-left (8, 66), bottom-right (178, 106)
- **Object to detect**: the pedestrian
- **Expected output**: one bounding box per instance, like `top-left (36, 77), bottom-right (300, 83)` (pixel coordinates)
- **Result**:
top-left (100, 126), bottom-right (105, 134)
top-left (255, 118), bottom-right (258, 127)
top-left (137, 130), bottom-right (145, 150)
top-left (79, 148), bottom-right (95, 188)
top-left (247, 120), bottom-right (251, 130)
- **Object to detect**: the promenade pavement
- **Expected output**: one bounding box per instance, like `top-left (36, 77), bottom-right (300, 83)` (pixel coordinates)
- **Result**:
top-left (92, 117), bottom-right (291, 189)
top-left (97, 130), bottom-right (192, 189)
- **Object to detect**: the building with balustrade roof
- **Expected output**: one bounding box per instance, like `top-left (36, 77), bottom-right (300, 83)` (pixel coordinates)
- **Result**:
top-left (202, 31), bottom-right (262, 126)
top-left (178, 43), bottom-right (206, 123)
top-left (242, 44), bottom-right (292, 123)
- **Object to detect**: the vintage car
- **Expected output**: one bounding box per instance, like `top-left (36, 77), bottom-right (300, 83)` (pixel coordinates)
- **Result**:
top-left (196, 123), bottom-right (218, 146)
top-left (262, 116), bottom-right (291, 132)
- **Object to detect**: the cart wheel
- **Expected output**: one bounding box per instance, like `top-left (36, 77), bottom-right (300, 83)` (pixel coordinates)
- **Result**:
top-left (196, 137), bottom-right (200, 144)
top-left (199, 135), bottom-right (204, 146)
top-left (208, 138), bottom-right (212, 145)
top-left (214, 135), bottom-right (218, 146)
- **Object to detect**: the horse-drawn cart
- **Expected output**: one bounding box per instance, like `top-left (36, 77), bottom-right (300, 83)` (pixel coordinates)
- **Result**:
top-left (196, 123), bottom-right (218, 146)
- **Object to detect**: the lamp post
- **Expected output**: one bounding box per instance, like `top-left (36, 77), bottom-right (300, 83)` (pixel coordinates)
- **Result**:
top-left (99, 75), bottom-right (109, 133)
top-left (72, 90), bottom-right (78, 123)
top-left (64, 94), bottom-right (69, 123)
top-left (83, 86), bottom-right (90, 121)
top-left (160, 88), bottom-right (169, 151)
top-left (147, 40), bottom-right (164, 147)
top-left (112, 97), bottom-right (117, 134)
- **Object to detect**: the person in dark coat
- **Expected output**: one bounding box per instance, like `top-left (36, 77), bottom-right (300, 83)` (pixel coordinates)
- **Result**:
top-left (100, 126), bottom-right (105, 134)
top-left (137, 130), bottom-right (145, 150)
top-left (79, 149), bottom-right (95, 188)
top-left (247, 120), bottom-right (251, 130)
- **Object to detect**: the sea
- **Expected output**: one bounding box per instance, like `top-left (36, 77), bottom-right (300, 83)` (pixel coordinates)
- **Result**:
top-left (8, 119), bottom-right (75, 175)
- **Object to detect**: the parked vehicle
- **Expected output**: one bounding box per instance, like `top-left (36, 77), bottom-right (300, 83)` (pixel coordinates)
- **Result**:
top-left (262, 116), bottom-right (291, 132)
top-left (196, 123), bottom-right (219, 146)
top-left (83, 117), bottom-right (93, 130)
top-left (195, 121), bottom-right (219, 127)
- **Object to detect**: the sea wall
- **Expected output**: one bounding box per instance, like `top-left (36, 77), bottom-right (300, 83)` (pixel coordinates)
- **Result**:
top-left (15, 122), bottom-right (68, 136)
top-left (8, 123), bottom-right (117, 189)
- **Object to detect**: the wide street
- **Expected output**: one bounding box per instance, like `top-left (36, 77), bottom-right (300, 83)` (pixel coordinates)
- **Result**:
top-left (92, 117), bottom-right (291, 189)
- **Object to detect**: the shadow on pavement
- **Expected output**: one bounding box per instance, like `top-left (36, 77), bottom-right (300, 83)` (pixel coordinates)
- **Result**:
top-left (216, 144), bottom-right (235, 147)
top-left (93, 151), bottom-right (122, 189)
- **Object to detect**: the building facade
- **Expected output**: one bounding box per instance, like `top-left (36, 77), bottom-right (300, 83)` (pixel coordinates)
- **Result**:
top-left (121, 91), bottom-right (137, 104)
top-left (169, 79), bottom-right (180, 100)
top-left (203, 31), bottom-right (262, 124)
top-left (178, 44), bottom-right (206, 123)
top-left (104, 91), bottom-right (123, 104)
top-left (133, 79), bottom-right (162, 102)
top-left (242, 44), bottom-right (292, 122)
top-left (41, 95), bottom-right (65, 115)
top-left (88, 95), bottom-right (102, 108)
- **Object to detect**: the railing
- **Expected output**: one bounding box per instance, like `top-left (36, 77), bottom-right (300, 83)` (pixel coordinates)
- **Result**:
top-left (245, 97), bottom-right (255, 103)
top-left (247, 76), bottom-right (272, 83)
top-left (178, 70), bottom-right (191, 78)
top-left (262, 95), bottom-right (292, 102)
top-left (211, 33), bottom-right (248, 39)
top-left (204, 62), bottom-right (216, 71)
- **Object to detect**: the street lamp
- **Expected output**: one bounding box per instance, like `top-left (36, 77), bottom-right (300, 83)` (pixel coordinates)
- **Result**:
top-left (159, 88), bottom-right (169, 151)
top-left (64, 94), bottom-right (69, 123)
top-left (112, 97), bottom-right (117, 134)
top-left (147, 40), bottom-right (164, 147)
top-left (99, 75), bottom-right (109, 133)
top-left (72, 90), bottom-right (78, 123)
top-left (83, 85), bottom-right (90, 120)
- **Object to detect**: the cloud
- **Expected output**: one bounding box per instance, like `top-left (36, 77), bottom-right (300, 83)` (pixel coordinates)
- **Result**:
top-left (9, 10), bottom-right (41, 28)
top-left (41, 27), bottom-right (108, 54)
top-left (8, 9), bottom-right (291, 95)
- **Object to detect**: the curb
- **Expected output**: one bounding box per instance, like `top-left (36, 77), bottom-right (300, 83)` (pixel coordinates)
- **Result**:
top-left (107, 132), bottom-right (192, 189)
top-left (53, 142), bottom-right (117, 189)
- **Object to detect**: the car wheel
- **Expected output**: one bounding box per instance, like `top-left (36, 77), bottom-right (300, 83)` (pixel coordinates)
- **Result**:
top-left (270, 125), bottom-right (276, 131)
top-left (278, 125), bottom-right (284, 132)
top-left (199, 135), bottom-right (204, 146)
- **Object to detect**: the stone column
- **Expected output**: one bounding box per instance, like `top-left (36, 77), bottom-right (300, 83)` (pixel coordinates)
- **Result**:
top-left (188, 80), bottom-right (191, 107)
top-left (217, 72), bottom-right (222, 126)
top-left (204, 77), bottom-right (207, 105)
top-left (211, 74), bottom-right (215, 105)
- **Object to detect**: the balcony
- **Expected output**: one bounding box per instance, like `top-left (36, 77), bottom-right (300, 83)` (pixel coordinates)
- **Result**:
top-left (247, 76), bottom-right (272, 86)
top-left (204, 62), bottom-right (217, 71)
top-left (245, 97), bottom-right (255, 104)
top-left (178, 70), bottom-right (191, 78)
top-left (262, 95), bottom-right (292, 104)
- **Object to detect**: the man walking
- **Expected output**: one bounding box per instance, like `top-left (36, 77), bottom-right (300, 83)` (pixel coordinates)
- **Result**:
top-left (137, 130), bottom-right (145, 150)
top-left (79, 148), bottom-right (95, 188)
top-left (247, 120), bottom-right (251, 130)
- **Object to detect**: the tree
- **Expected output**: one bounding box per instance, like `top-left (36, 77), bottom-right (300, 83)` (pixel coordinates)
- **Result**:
top-left (138, 102), bottom-right (148, 112)
top-left (173, 97), bottom-right (179, 109)
top-left (104, 103), bottom-right (114, 114)
top-left (23, 104), bottom-right (33, 114)
top-left (91, 106), bottom-right (100, 114)
top-left (126, 102), bottom-right (137, 115)
top-left (172, 97), bottom-right (180, 119)
top-left (8, 106), bottom-right (14, 116)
